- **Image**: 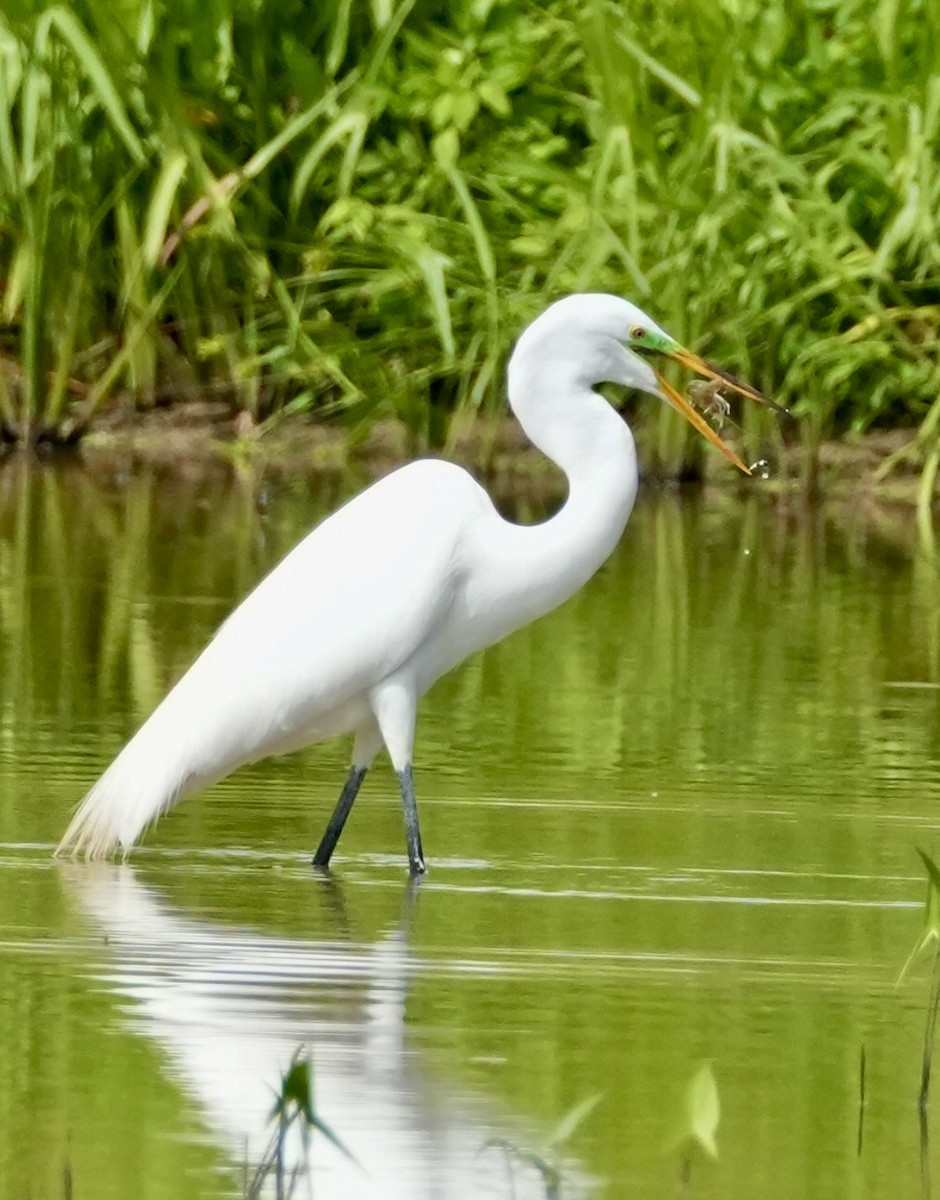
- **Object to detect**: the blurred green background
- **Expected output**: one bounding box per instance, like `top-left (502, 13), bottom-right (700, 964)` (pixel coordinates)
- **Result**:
top-left (0, 0), bottom-right (937, 471)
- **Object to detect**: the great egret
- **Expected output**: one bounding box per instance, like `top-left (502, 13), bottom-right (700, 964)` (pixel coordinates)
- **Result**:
top-left (57, 293), bottom-right (767, 874)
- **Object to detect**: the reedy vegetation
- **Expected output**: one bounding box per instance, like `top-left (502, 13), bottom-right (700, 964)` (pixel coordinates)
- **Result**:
top-left (0, 0), bottom-right (938, 472)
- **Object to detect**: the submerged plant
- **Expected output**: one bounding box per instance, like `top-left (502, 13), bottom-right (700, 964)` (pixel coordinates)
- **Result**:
top-left (480, 1093), bottom-right (601, 1200)
top-left (898, 849), bottom-right (940, 1108)
top-left (244, 1047), bottom-right (358, 1200)
top-left (897, 847), bottom-right (940, 1197)
top-left (667, 1061), bottom-right (721, 1187)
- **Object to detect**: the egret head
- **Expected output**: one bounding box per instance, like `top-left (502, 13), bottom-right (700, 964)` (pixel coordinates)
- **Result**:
top-left (510, 294), bottom-right (770, 474)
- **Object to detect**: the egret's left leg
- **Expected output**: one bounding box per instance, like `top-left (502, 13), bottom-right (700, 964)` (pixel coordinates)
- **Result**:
top-left (313, 724), bottom-right (382, 869)
top-left (370, 679), bottom-right (425, 877)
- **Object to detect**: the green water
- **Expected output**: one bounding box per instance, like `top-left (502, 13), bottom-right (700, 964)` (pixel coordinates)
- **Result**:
top-left (1, 459), bottom-right (939, 1199)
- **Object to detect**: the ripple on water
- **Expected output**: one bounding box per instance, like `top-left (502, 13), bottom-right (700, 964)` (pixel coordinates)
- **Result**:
top-left (1, 482), bottom-right (938, 1198)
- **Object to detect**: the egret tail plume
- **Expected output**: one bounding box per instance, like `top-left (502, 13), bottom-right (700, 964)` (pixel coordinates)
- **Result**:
top-left (53, 296), bottom-right (767, 867)
top-left (56, 716), bottom-right (190, 860)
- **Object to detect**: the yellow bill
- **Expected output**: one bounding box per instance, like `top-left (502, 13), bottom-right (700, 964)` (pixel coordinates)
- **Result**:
top-left (653, 345), bottom-right (780, 475)
top-left (655, 371), bottom-right (752, 475)
top-left (667, 347), bottom-right (789, 415)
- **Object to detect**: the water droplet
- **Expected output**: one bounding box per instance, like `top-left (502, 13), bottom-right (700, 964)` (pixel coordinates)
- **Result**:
top-left (749, 458), bottom-right (772, 479)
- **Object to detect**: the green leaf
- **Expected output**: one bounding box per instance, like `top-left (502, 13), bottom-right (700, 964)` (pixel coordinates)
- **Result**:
top-left (269, 1050), bottom-right (362, 1170)
top-left (326, 0), bottom-right (354, 75)
top-left (143, 152), bottom-right (188, 269)
top-left (917, 847), bottom-right (940, 899)
top-left (614, 30), bottom-right (701, 108)
top-left (410, 244), bottom-right (455, 359)
top-left (666, 1063), bottom-right (721, 1161)
top-left (19, 59), bottom-right (45, 185)
top-left (243, 73), bottom-right (360, 185)
top-left (290, 110), bottom-right (367, 214)
top-left (272, 1056), bottom-right (315, 1124)
top-left (432, 126), bottom-right (459, 169)
top-left (2, 242), bottom-right (29, 323)
top-left (45, 6), bottom-right (145, 164)
top-left (0, 29), bottom-right (22, 191)
top-left (478, 1140), bottom-right (561, 1200)
top-left (311, 1111), bottom-right (361, 1167)
top-left (281, 34), bottom-right (326, 106)
top-left (685, 1063), bottom-right (720, 1159)
top-left (545, 1093), bottom-right (602, 1149)
top-left (897, 848), bottom-right (940, 985)
top-left (478, 77), bottom-right (510, 116)
top-left (441, 162), bottom-right (495, 281)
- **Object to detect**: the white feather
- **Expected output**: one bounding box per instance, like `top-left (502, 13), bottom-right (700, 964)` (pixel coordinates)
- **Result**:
top-left (58, 460), bottom-right (490, 857)
top-left (58, 294), bottom-right (733, 862)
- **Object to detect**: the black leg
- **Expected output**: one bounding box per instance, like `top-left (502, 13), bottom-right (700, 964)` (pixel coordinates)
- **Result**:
top-left (397, 764), bottom-right (426, 877)
top-left (313, 765), bottom-right (367, 869)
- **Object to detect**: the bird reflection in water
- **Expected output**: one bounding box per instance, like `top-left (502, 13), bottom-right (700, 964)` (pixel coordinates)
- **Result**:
top-left (61, 866), bottom-right (591, 1199)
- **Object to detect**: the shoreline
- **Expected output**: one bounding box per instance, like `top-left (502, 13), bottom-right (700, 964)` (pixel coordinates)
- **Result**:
top-left (1, 403), bottom-right (930, 506)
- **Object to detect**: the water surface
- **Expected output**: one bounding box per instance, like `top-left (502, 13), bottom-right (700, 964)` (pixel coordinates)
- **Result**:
top-left (1, 460), bottom-right (939, 1198)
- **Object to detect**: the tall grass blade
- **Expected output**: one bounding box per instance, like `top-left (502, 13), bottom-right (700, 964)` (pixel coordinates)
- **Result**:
top-left (143, 152), bottom-right (188, 269)
top-left (43, 6), bottom-right (145, 164)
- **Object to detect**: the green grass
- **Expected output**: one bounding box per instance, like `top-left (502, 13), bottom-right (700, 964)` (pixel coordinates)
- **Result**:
top-left (244, 1049), bottom-right (357, 1199)
top-left (0, 0), bottom-right (938, 474)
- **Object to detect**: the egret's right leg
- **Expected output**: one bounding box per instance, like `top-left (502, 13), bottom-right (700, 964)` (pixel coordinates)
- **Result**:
top-left (312, 766), bottom-right (367, 869)
top-left (396, 763), bottom-right (425, 877)
top-left (313, 725), bottom-right (382, 869)
top-left (370, 678), bottom-right (425, 877)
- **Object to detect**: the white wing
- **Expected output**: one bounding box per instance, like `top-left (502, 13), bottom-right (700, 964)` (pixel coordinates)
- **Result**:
top-left (57, 459), bottom-right (492, 857)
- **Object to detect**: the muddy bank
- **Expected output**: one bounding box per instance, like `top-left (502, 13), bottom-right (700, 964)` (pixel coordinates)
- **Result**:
top-left (2, 400), bottom-right (930, 506)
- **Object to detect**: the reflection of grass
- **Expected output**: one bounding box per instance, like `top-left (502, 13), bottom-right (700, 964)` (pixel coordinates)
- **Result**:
top-left (2, 459), bottom-right (937, 856)
top-left (480, 1093), bottom-right (601, 1200)
top-left (481, 1068), bottom-right (718, 1198)
top-left (897, 849), bottom-right (940, 1109)
top-left (897, 848), bottom-right (940, 1196)
top-left (0, 460), bottom-right (280, 847)
top-left (253, 1051), bottom-right (599, 1200)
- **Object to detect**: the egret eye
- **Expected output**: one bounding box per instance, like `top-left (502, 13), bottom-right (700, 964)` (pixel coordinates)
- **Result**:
top-left (55, 292), bottom-right (762, 871)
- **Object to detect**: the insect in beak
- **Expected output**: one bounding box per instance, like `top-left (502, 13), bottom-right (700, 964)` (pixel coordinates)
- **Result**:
top-left (653, 347), bottom-right (781, 475)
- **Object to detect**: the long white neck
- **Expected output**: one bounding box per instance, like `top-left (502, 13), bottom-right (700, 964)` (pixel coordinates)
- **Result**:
top-left (467, 355), bottom-right (638, 641)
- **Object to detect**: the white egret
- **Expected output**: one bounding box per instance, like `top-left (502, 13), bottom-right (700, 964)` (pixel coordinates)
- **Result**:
top-left (57, 293), bottom-right (768, 874)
